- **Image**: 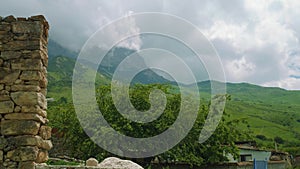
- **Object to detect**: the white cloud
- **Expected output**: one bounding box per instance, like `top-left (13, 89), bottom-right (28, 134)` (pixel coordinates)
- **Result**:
top-left (226, 57), bottom-right (256, 81)
top-left (263, 77), bottom-right (300, 90)
top-left (1, 0), bottom-right (300, 89)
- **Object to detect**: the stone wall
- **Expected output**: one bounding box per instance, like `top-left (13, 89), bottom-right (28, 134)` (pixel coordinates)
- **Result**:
top-left (0, 15), bottom-right (52, 169)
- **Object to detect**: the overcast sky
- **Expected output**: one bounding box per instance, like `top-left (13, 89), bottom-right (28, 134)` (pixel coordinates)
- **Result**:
top-left (1, 0), bottom-right (300, 90)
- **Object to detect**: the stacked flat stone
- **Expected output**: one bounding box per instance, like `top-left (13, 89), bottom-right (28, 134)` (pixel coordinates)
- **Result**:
top-left (0, 15), bottom-right (52, 169)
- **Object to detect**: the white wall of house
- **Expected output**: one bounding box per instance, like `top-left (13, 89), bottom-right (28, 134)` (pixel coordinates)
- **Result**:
top-left (227, 149), bottom-right (271, 163)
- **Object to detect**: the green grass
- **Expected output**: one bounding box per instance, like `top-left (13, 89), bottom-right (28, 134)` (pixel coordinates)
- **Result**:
top-left (46, 159), bottom-right (80, 166)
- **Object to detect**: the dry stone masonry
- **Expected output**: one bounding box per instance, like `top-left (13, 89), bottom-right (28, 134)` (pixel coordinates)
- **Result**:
top-left (0, 15), bottom-right (52, 169)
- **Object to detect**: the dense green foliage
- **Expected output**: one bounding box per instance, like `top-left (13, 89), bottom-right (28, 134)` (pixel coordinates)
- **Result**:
top-left (48, 83), bottom-right (250, 166)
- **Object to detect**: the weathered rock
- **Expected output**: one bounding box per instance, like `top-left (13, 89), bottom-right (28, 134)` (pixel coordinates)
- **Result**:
top-left (36, 149), bottom-right (48, 163)
top-left (24, 80), bottom-right (39, 86)
top-left (3, 15), bottom-right (16, 22)
top-left (4, 113), bottom-right (45, 124)
top-left (0, 58), bottom-right (3, 66)
top-left (7, 146), bottom-right (38, 161)
top-left (5, 85), bottom-right (10, 91)
top-left (4, 40), bottom-right (41, 51)
top-left (86, 158), bottom-right (98, 166)
top-left (0, 68), bottom-right (20, 84)
top-left (0, 84), bottom-right (4, 90)
top-left (0, 95), bottom-right (10, 101)
top-left (22, 105), bottom-right (47, 117)
top-left (0, 100), bottom-right (14, 114)
top-left (39, 140), bottom-right (52, 150)
top-left (0, 51), bottom-right (21, 60)
top-left (18, 161), bottom-right (35, 169)
top-left (14, 79), bottom-right (23, 84)
top-left (41, 88), bottom-right (47, 96)
top-left (29, 15), bottom-right (46, 21)
top-left (0, 33), bottom-right (12, 43)
top-left (0, 90), bottom-right (9, 95)
top-left (11, 85), bottom-right (41, 92)
top-left (38, 126), bottom-right (51, 140)
top-left (11, 58), bottom-right (43, 70)
top-left (0, 150), bottom-right (3, 162)
top-left (20, 71), bottom-right (42, 80)
top-left (0, 137), bottom-right (8, 149)
top-left (7, 135), bottom-right (52, 150)
top-left (2, 61), bottom-right (10, 69)
top-left (39, 77), bottom-right (48, 88)
top-left (11, 92), bottom-right (46, 109)
top-left (98, 157), bottom-right (144, 169)
top-left (12, 21), bottom-right (42, 35)
top-left (14, 105), bottom-right (21, 112)
top-left (17, 17), bottom-right (27, 21)
top-left (0, 23), bottom-right (11, 31)
top-left (1, 120), bottom-right (40, 136)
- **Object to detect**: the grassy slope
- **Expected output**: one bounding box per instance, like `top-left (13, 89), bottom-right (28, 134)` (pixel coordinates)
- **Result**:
top-left (224, 83), bottom-right (300, 150)
top-left (47, 55), bottom-right (110, 102)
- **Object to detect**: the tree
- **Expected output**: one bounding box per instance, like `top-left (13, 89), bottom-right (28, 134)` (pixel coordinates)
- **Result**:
top-left (48, 83), bottom-right (251, 166)
top-left (274, 136), bottom-right (285, 144)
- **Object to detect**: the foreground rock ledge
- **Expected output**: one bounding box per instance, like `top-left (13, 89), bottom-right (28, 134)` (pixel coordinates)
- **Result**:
top-left (36, 157), bottom-right (144, 169)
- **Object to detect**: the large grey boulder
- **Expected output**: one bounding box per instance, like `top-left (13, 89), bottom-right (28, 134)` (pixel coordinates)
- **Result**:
top-left (98, 157), bottom-right (143, 169)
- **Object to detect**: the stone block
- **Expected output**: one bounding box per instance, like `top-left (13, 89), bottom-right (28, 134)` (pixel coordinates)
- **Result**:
top-left (11, 59), bottom-right (43, 70)
top-left (12, 21), bottom-right (42, 35)
top-left (4, 113), bottom-right (45, 124)
top-left (36, 149), bottom-right (48, 163)
top-left (0, 68), bottom-right (20, 84)
top-left (0, 100), bottom-right (14, 114)
top-left (1, 120), bottom-right (41, 136)
top-left (3, 15), bottom-right (16, 22)
top-left (40, 140), bottom-right (52, 150)
top-left (22, 105), bottom-right (47, 117)
top-left (11, 92), bottom-right (46, 109)
top-left (0, 51), bottom-right (21, 60)
top-left (7, 146), bottom-right (38, 162)
top-left (20, 71), bottom-right (42, 80)
top-left (0, 95), bottom-right (11, 101)
top-left (0, 23), bottom-right (11, 31)
top-left (4, 40), bottom-right (41, 51)
top-left (7, 135), bottom-right (52, 150)
top-left (24, 80), bottom-right (39, 86)
top-left (39, 77), bottom-right (48, 88)
top-left (11, 85), bottom-right (41, 92)
top-left (0, 33), bottom-right (12, 43)
top-left (8, 135), bottom-right (41, 147)
top-left (0, 150), bottom-right (3, 162)
top-left (14, 106), bottom-right (21, 112)
top-left (18, 161), bottom-right (35, 169)
top-left (29, 50), bottom-right (48, 64)
top-left (0, 137), bottom-right (8, 149)
top-left (38, 126), bottom-right (51, 140)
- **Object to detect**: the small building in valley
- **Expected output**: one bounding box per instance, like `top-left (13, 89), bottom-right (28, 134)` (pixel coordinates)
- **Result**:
top-left (226, 141), bottom-right (271, 163)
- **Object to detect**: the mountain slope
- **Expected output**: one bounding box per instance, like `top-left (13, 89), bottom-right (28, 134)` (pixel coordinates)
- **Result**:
top-left (47, 41), bottom-right (300, 152)
top-left (47, 55), bottom-right (110, 102)
top-left (48, 39), bottom-right (78, 58)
